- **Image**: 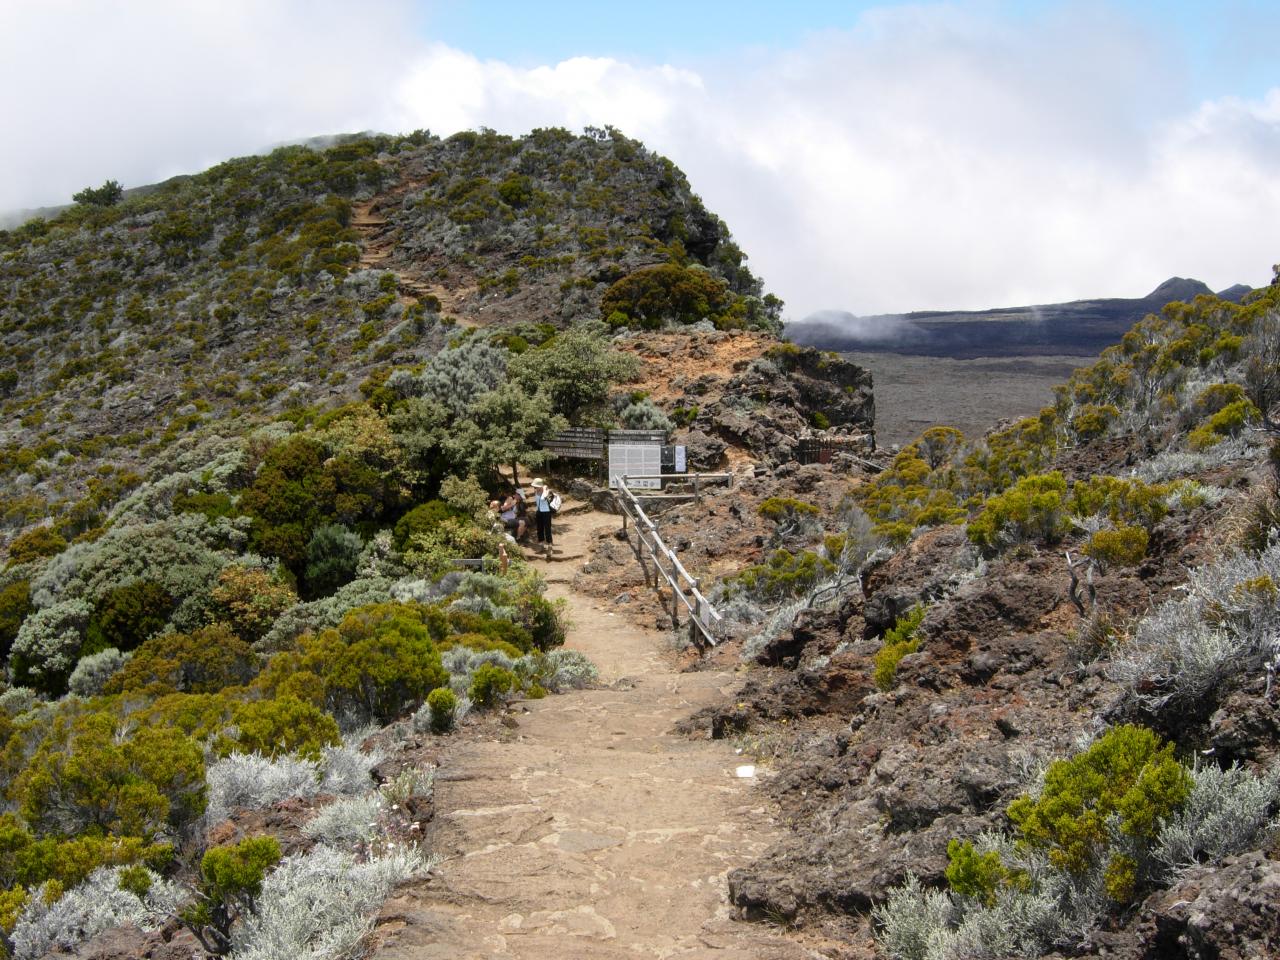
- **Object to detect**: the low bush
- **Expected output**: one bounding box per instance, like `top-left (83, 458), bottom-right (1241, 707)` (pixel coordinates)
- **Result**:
top-left (968, 472), bottom-right (1069, 550)
top-left (181, 836), bottom-right (281, 956)
top-left (7, 528), bottom-right (66, 566)
top-left (1083, 525), bottom-right (1149, 572)
top-left (1007, 724), bottom-right (1189, 900)
top-left (873, 605), bottom-right (927, 691)
top-left (1110, 541), bottom-right (1280, 716)
top-left (1154, 762), bottom-right (1280, 871)
top-left (14, 711), bottom-right (207, 838)
top-left (468, 663), bottom-right (517, 708)
top-left (224, 696), bottom-right (339, 760)
top-left (722, 549), bottom-right (835, 604)
top-left (105, 623), bottom-right (258, 695)
top-left (425, 687), bottom-right (457, 733)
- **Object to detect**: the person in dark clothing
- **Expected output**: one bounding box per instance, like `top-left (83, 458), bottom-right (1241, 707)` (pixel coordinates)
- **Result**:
top-left (533, 478), bottom-right (555, 549)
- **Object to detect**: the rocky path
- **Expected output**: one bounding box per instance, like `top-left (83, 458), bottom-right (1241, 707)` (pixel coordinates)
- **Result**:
top-left (371, 506), bottom-right (820, 959)
top-left (350, 198), bottom-right (476, 326)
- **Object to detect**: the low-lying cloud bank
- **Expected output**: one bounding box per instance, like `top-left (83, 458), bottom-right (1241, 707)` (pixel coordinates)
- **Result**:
top-left (4, 1), bottom-right (1279, 317)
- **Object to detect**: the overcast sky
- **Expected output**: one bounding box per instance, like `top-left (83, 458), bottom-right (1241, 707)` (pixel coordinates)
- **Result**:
top-left (4, 0), bottom-right (1280, 318)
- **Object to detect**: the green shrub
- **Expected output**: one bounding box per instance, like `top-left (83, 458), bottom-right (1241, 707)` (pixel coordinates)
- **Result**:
top-left (224, 696), bottom-right (339, 760)
top-left (945, 839), bottom-right (1015, 905)
top-left (723, 549), bottom-right (835, 603)
top-left (0, 815), bottom-right (171, 893)
top-left (182, 836), bottom-right (281, 956)
top-left (468, 663), bottom-right (517, 708)
top-left (1006, 724), bottom-right (1190, 899)
top-left (967, 472), bottom-right (1069, 550)
top-left (426, 687), bottom-right (458, 733)
top-left (0, 579), bottom-right (31, 660)
top-left (303, 523), bottom-right (362, 598)
top-left (262, 602), bottom-right (448, 724)
top-left (82, 579), bottom-right (175, 656)
top-left (1071, 403), bottom-right (1120, 440)
top-left (757, 497), bottom-right (820, 523)
top-left (208, 565), bottom-right (297, 644)
top-left (1069, 476), bottom-right (1170, 529)
top-left (1188, 398), bottom-right (1258, 450)
top-left (7, 526), bottom-right (67, 565)
top-left (392, 500), bottom-right (460, 550)
top-left (600, 263), bottom-right (738, 329)
top-left (106, 623), bottom-right (257, 695)
top-left (14, 711), bottom-right (207, 837)
top-left (873, 605), bottom-right (926, 691)
top-left (1084, 526), bottom-right (1149, 572)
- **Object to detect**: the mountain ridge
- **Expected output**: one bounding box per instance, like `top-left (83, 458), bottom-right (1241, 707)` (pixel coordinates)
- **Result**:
top-left (787, 275), bottom-right (1253, 358)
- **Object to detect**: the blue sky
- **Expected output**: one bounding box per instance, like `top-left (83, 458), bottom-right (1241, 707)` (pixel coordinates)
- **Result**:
top-left (422, 0), bottom-right (1279, 102)
top-left (3, 0), bottom-right (1280, 315)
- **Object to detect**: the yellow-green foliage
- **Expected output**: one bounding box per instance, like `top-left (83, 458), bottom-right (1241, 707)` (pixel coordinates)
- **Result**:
top-left (468, 663), bottom-right (517, 708)
top-left (426, 687), bottom-right (458, 733)
top-left (208, 566), bottom-right (297, 644)
top-left (223, 696), bottom-right (339, 760)
top-left (756, 497), bottom-right (820, 524)
top-left (967, 472), bottom-right (1069, 549)
top-left (13, 711), bottom-right (206, 838)
top-left (855, 445), bottom-right (967, 542)
top-left (723, 548), bottom-right (835, 603)
top-left (1084, 525), bottom-right (1150, 571)
top-left (182, 836), bottom-right (282, 955)
top-left (0, 814), bottom-right (170, 908)
top-left (1071, 403), bottom-right (1120, 440)
top-left (105, 623), bottom-right (258, 696)
top-left (256, 602), bottom-right (448, 724)
top-left (1187, 398), bottom-right (1258, 450)
top-left (873, 604), bottom-right (926, 691)
top-left (945, 839), bottom-right (1019, 905)
top-left (1069, 475), bottom-right (1170, 529)
top-left (6, 526), bottom-right (67, 566)
top-left (1006, 724), bottom-right (1190, 900)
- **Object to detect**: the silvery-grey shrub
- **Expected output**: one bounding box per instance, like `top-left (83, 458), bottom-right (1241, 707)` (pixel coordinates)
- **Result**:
top-left (1155, 763), bottom-right (1280, 872)
top-left (204, 753), bottom-right (321, 825)
top-left (301, 794), bottom-right (384, 846)
top-left (1110, 541), bottom-right (1280, 712)
top-left (67, 647), bottom-right (130, 697)
top-left (10, 867), bottom-right (180, 960)
top-left (231, 844), bottom-right (425, 960)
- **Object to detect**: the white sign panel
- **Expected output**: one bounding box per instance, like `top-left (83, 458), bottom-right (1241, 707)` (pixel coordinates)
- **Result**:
top-left (674, 445), bottom-right (686, 474)
top-left (609, 443), bottom-right (662, 489)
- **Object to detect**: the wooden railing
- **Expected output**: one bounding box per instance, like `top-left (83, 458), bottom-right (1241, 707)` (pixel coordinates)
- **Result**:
top-left (615, 474), bottom-right (726, 649)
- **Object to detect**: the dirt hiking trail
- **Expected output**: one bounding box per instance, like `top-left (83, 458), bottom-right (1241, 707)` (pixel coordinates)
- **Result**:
top-left (371, 504), bottom-right (820, 959)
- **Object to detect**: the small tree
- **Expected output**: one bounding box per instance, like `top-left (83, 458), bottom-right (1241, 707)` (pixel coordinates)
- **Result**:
top-left (181, 836), bottom-right (281, 955)
top-left (72, 179), bottom-right (124, 207)
top-left (445, 382), bottom-right (565, 486)
top-left (507, 324), bottom-right (639, 424)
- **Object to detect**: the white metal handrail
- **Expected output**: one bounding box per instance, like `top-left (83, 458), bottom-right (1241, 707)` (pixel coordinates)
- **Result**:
top-left (615, 474), bottom-right (724, 649)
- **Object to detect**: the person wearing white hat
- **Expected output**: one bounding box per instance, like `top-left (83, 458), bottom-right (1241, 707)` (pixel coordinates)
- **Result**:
top-left (533, 478), bottom-right (557, 550)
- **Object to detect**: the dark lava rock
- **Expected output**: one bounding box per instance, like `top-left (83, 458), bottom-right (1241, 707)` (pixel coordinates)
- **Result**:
top-left (861, 526), bottom-right (976, 639)
top-left (1130, 851), bottom-right (1280, 960)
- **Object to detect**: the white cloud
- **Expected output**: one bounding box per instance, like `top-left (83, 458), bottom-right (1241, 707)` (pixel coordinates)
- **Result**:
top-left (3, 1), bottom-right (1279, 318)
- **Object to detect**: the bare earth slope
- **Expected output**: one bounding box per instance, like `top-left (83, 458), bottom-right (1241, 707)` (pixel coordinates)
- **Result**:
top-left (370, 507), bottom-right (822, 959)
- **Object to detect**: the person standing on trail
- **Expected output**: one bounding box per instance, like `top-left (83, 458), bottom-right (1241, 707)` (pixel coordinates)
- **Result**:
top-left (533, 478), bottom-right (558, 550)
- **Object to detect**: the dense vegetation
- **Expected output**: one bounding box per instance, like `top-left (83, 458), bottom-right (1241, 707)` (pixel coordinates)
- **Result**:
top-left (0, 127), bottom-right (785, 957)
top-left (0, 127), bottom-right (777, 555)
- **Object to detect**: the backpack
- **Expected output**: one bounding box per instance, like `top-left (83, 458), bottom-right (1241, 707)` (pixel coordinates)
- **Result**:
top-left (548, 492), bottom-right (562, 514)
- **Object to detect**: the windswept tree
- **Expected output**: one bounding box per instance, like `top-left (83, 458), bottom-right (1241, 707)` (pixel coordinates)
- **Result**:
top-left (72, 179), bottom-right (124, 207)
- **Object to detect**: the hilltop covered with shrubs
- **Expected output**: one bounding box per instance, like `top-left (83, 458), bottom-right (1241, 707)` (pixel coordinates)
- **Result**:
top-left (0, 127), bottom-right (779, 551)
